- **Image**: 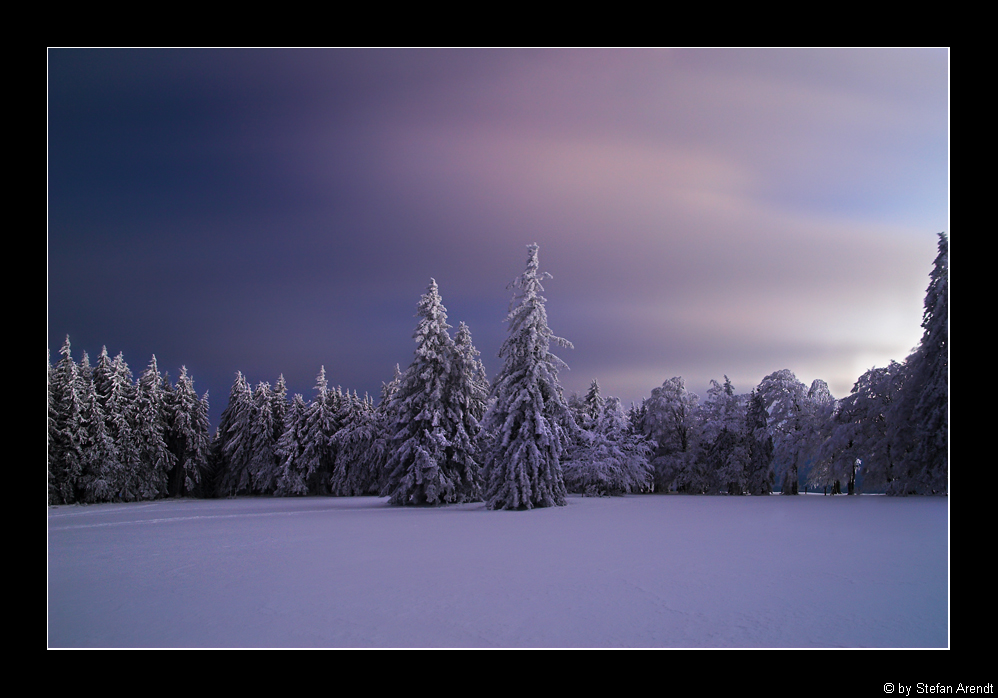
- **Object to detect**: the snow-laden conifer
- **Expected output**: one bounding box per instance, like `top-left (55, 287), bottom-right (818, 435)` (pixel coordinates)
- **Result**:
top-left (383, 279), bottom-right (481, 505)
top-left (299, 367), bottom-right (339, 495)
top-left (78, 368), bottom-right (120, 502)
top-left (165, 366), bottom-right (209, 496)
top-left (275, 393), bottom-right (309, 496)
top-left (889, 232), bottom-right (948, 494)
top-left (133, 355), bottom-right (174, 499)
top-left (371, 365), bottom-right (404, 493)
top-left (563, 395), bottom-right (653, 496)
top-left (583, 379), bottom-right (605, 430)
top-left (216, 371), bottom-right (254, 496)
top-left (331, 391), bottom-right (383, 496)
top-left (96, 350), bottom-right (143, 500)
top-left (247, 381), bottom-right (278, 494)
top-left (453, 321), bottom-right (490, 423)
top-left (250, 375), bottom-right (289, 494)
top-left (445, 321), bottom-right (489, 500)
top-left (49, 337), bottom-right (85, 503)
top-left (482, 244), bottom-right (575, 510)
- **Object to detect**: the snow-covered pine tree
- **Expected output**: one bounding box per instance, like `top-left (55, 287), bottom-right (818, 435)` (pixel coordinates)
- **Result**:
top-left (78, 350), bottom-right (92, 386)
top-left (49, 337), bottom-right (85, 504)
top-left (250, 375), bottom-right (289, 494)
top-left (583, 379), bottom-right (605, 430)
top-left (192, 390), bottom-right (211, 497)
top-left (482, 244), bottom-right (575, 510)
top-left (216, 371), bottom-right (254, 497)
top-left (93, 349), bottom-right (143, 500)
top-left (383, 279), bottom-right (481, 505)
top-left (563, 395), bottom-right (653, 496)
top-left (92, 347), bottom-right (115, 412)
top-left (453, 321), bottom-right (490, 423)
top-left (272, 375), bottom-right (288, 439)
top-left (247, 380), bottom-right (278, 494)
top-left (133, 355), bottom-right (174, 499)
top-left (78, 366), bottom-right (120, 502)
top-left (165, 366), bottom-right (210, 497)
top-left (445, 321), bottom-right (489, 500)
top-left (889, 232), bottom-right (948, 495)
top-left (372, 365), bottom-right (403, 493)
top-left (47, 350), bottom-right (60, 503)
top-left (298, 367), bottom-right (340, 495)
top-left (275, 393), bottom-right (309, 496)
top-left (330, 391), bottom-right (383, 496)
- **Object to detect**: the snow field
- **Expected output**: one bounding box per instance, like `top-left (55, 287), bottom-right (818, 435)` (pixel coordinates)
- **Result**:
top-left (48, 493), bottom-right (947, 648)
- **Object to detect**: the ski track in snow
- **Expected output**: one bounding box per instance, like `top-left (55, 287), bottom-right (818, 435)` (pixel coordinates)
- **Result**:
top-left (47, 494), bottom-right (948, 648)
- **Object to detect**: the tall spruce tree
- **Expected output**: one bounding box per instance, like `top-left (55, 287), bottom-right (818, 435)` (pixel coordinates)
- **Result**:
top-left (482, 244), bottom-right (575, 510)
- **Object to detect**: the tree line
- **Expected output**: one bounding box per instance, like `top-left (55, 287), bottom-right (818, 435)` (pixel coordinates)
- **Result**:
top-left (48, 235), bottom-right (947, 507)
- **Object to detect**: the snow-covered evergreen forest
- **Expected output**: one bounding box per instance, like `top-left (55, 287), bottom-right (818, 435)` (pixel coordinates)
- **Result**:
top-left (48, 235), bottom-right (948, 507)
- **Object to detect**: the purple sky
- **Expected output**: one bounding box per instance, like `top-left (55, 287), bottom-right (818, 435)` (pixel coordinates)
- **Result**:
top-left (48, 48), bottom-right (949, 427)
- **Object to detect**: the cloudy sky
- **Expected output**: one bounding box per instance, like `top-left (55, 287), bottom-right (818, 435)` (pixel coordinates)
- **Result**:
top-left (48, 48), bottom-right (949, 425)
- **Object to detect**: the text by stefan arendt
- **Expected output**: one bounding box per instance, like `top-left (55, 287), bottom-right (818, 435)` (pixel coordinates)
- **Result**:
top-left (885, 685), bottom-right (994, 695)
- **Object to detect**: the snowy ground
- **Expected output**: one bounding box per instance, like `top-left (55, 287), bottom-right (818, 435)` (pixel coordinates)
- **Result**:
top-left (48, 493), bottom-right (947, 648)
